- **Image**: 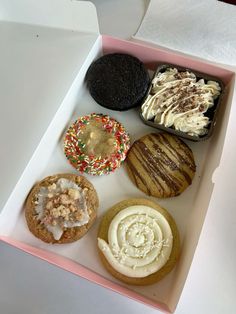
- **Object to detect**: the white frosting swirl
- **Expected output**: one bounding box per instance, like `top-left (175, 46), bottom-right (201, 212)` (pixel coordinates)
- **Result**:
top-left (141, 68), bottom-right (221, 137)
top-left (98, 205), bottom-right (173, 278)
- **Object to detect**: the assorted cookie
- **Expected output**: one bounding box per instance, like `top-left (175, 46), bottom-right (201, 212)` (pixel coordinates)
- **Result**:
top-left (126, 132), bottom-right (196, 198)
top-left (86, 53), bottom-right (150, 111)
top-left (25, 173), bottom-right (98, 243)
top-left (64, 113), bottom-right (130, 175)
top-left (97, 198), bottom-right (180, 285)
top-left (24, 55), bottom-right (223, 287)
top-left (141, 67), bottom-right (222, 139)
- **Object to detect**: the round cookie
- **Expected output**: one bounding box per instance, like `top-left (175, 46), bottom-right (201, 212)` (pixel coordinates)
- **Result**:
top-left (86, 53), bottom-right (150, 111)
top-left (25, 173), bottom-right (99, 244)
top-left (126, 132), bottom-right (196, 198)
top-left (97, 198), bottom-right (180, 286)
top-left (64, 113), bottom-right (130, 175)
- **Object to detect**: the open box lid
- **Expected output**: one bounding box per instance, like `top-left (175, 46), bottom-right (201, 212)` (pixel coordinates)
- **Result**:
top-left (0, 0), bottom-right (99, 212)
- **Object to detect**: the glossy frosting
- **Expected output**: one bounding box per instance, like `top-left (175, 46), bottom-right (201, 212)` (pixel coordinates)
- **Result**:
top-left (98, 205), bottom-right (173, 278)
top-left (35, 178), bottom-right (89, 240)
top-left (141, 68), bottom-right (221, 136)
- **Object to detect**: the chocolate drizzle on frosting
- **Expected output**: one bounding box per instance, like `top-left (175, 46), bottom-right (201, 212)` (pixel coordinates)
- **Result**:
top-left (141, 68), bottom-right (221, 137)
top-left (126, 133), bottom-right (196, 197)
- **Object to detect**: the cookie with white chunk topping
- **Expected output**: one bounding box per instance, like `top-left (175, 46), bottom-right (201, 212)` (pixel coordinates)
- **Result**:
top-left (25, 173), bottom-right (99, 244)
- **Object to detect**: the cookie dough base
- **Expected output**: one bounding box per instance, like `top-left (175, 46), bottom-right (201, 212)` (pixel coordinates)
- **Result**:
top-left (97, 198), bottom-right (180, 286)
top-left (126, 133), bottom-right (196, 198)
top-left (25, 173), bottom-right (99, 244)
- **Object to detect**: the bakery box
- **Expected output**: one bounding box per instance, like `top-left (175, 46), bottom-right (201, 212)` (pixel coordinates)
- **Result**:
top-left (0, 1), bottom-right (235, 313)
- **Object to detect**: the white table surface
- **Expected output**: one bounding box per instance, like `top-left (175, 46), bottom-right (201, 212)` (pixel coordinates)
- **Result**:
top-left (1, 1), bottom-right (236, 313)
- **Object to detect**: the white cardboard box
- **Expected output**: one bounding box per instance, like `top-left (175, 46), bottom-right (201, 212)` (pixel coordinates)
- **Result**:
top-left (0, 1), bottom-right (235, 312)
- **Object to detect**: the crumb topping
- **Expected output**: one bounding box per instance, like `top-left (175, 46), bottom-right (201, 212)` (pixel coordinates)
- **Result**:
top-left (42, 185), bottom-right (87, 227)
top-left (34, 178), bottom-right (90, 240)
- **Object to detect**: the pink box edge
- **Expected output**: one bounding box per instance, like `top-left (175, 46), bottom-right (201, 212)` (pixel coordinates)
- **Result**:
top-left (101, 35), bottom-right (234, 84)
top-left (0, 236), bottom-right (171, 313)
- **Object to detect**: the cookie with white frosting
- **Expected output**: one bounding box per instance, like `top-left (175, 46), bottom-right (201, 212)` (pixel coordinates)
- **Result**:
top-left (126, 132), bottom-right (196, 198)
top-left (97, 198), bottom-right (180, 285)
top-left (141, 67), bottom-right (221, 137)
top-left (25, 173), bottom-right (99, 243)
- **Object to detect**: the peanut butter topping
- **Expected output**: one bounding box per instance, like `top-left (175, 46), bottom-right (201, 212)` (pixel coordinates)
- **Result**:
top-left (79, 121), bottom-right (117, 157)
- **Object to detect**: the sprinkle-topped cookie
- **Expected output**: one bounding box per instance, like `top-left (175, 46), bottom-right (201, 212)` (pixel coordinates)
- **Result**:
top-left (64, 113), bottom-right (130, 175)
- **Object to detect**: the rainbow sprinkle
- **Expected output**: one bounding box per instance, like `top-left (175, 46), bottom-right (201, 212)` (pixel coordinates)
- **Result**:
top-left (64, 113), bottom-right (131, 175)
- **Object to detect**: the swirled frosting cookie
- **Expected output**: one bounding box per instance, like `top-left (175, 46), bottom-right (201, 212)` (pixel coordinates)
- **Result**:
top-left (25, 173), bottom-right (99, 244)
top-left (86, 53), bottom-right (150, 111)
top-left (126, 132), bottom-right (196, 198)
top-left (64, 113), bottom-right (130, 175)
top-left (97, 199), bottom-right (180, 285)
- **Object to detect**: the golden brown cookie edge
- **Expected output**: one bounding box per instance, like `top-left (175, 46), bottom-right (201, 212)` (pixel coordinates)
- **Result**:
top-left (125, 132), bottom-right (196, 198)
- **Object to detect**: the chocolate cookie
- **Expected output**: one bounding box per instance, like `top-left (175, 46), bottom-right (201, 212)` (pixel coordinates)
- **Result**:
top-left (25, 173), bottom-right (99, 244)
top-left (97, 198), bottom-right (180, 285)
top-left (126, 133), bottom-right (196, 198)
top-left (86, 53), bottom-right (150, 111)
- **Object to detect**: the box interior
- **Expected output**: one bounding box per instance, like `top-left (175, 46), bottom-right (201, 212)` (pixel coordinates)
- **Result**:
top-left (0, 25), bottom-right (235, 312)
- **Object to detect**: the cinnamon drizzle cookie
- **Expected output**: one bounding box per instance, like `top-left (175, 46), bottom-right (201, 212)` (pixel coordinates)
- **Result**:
top-left (126, 133), bottom-right (196, 198)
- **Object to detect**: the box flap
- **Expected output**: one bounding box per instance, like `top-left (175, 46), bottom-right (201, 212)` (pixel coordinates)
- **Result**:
top-left (0, 0), bottom-right (99, 33)
top-left (0, 0), bottom-right (99, 211)
top-left (134, 0), bottom-right (236, 67)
